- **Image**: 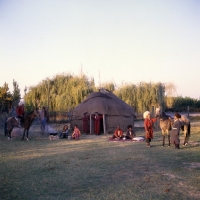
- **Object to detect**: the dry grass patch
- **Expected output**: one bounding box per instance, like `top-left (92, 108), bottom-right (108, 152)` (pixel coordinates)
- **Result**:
top-left (1, 125), bottom-right (200, 200)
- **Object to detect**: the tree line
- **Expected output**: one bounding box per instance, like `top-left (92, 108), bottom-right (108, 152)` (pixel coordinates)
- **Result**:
top-left (1, 73), bottom-right (200, 115)
top-left (0, 80), bottom-right (20, 113)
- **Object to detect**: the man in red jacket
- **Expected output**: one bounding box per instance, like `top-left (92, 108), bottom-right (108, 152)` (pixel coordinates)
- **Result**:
top-left (92, 112), bottom-right (102, 135)
top-left (144, 111), bottom-right (157, 147)
top-left (16, 101), bottom-right (25, 126)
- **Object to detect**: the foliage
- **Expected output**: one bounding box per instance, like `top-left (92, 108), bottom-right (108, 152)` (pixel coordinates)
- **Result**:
top-left (2, 74), bottom-right (200, 114)
top-left (24, 73), bottom-right (95, 112)
top-left (166, 96), bottom-right (200, 112)
top-left (165, 82), bottom-right (176, 108)
top-left (12, 79), bottom-right (21, 107)
top-left (0, 80), bottom-right (21, 113)
top-left (100, 82), bottom-right (116, 93)
top-left (0, 83), bottom-right (10, 112)
top-left (114, 82), bottom-right (165, 113)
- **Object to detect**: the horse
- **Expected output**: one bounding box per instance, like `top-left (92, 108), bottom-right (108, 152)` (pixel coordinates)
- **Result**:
top-left (155, 108), bottom-right (191, 146)
top-left (5, 109), bottom-right (39, 141)
top-left (155, 109), bottom-right (172, 147)
top-left (179, 115), bottom-right (191, 146)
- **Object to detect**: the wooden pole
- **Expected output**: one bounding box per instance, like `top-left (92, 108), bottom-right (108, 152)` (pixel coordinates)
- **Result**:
top-left (187, 106), bottom-right (190, 118)
top-left (103, 114), bottom-right (106, 134)
top-left (47, 80), bottom-right (50, 111)
top-left (152, 106), bottom-right (154, 116)
top-left (90, 114), bottom-right (92, 134)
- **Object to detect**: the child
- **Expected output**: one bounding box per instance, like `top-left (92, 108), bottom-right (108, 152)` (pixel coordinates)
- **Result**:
top-left (125, 125), bottom-right (136, 140)
top-left (72, 125), bottom-right (81, 139)
top-left (59, 125), bottom-right (69, 138)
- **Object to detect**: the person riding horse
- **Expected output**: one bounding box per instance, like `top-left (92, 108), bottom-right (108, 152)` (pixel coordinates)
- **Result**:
top-left (16, 100), bottom-right (25, 126)
top-left (5, 109), bottom-right (39, 141)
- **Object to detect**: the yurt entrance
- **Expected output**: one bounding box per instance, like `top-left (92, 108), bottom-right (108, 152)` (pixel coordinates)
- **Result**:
top-left (99, 114), bottom-right (104, 133)
top-left (89, 113), bottom-right (106, 135)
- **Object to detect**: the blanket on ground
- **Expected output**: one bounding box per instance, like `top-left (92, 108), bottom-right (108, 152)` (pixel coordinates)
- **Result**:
top-left (109, 136), bottom-right (144, 142)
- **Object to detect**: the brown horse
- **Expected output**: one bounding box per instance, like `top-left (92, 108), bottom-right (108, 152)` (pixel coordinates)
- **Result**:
top-left (155, 108), bottom-right (191, 146)
top-left (5, 109), bottom-right (39, 141)
top-left (155, 110), bottom-right (172, 147)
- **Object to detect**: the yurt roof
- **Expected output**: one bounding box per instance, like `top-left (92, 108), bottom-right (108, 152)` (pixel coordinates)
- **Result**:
top-left (73, 89), bottom-right (135, 117)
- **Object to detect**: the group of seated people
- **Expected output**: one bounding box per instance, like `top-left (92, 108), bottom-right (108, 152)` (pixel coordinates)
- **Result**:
top-left (59, 124), bottom-right (81, 140)
top-left (109, 125), bottom-right (136, 140)
top-left (59, 124), bottom-right (134, 140)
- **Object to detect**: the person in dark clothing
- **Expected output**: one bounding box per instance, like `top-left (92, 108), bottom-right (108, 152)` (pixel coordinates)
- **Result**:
top-left (125, 125), bottom-right (136, 140)
top-left (170, 112), bottom-right (182, 149)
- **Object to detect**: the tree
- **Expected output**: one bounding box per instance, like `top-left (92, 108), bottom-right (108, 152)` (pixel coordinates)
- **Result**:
top-left (165, 82), bottom-right (176, 109)
top-left (101, 82), bottom-right (116, 93)
top-left (0, 83), bottom-right (12, 112)
top-left (24, 73), bottom-right (95, 111)
top-left (12, 79), bottom-right (21, 107)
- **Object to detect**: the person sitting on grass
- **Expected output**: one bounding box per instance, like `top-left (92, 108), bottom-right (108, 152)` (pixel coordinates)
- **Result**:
top-left (72, 125), bottom-right (81, 140)
top-left (110, 125), bottom-right (124, 140)
top-left (125, 125), bottom-right (136, 140)
top-left (59, 125), bottom-right (69, 139)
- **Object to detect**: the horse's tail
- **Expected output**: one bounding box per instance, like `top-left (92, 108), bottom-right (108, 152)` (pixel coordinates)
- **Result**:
top-left (188, 122), bottom-right (191, 135)
top-left (4, 118), bottom-right (8, 136)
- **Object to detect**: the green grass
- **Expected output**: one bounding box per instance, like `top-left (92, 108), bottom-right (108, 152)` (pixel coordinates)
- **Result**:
top-left (0, 124), bottom-right (200, 200)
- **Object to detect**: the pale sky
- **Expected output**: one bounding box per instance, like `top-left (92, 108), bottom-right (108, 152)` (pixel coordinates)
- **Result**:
top-left (0, 0), bottom-right (200, 99)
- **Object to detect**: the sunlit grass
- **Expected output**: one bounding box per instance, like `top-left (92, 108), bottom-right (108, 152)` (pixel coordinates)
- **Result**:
top-left (0, 124), bottom-right (200, 200)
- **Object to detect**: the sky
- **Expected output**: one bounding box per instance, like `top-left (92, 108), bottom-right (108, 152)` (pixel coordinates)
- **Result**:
top-left (0, 0), bottom-right (200, 99)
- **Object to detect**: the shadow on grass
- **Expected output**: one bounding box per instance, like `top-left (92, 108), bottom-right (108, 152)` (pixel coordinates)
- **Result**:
top-left (1, 127), bottom-right (200, 200)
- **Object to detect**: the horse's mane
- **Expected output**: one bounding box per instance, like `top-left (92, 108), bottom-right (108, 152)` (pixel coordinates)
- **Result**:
top-left (160, 112), bottom-right (171, 120)
top-left (25, 110), bottom-right (36, 117)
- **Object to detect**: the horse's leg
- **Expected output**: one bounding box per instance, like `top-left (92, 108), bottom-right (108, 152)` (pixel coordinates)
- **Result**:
top-left (162, 136), bottom-right (165, 147)
top-left (26, 128), bottom-right (29, 141)
top-left (9, 126), bottom-right (15, 140)
top-left (183, 125), bottom-right (189, 145)
top-left (187, 123), bottom-right (191, 143)
top-left (7, 129), bottom-right (12, 140)
top-left (4, 120), bottom-right (7, 137)
top-left (167, 131), bottom-right (170, 147)
top-left (22, 128), bottom-right (26, 140)
top-left (162, 130), bottom-right (165, 147)
top-left (7, 130), bottom-right (10, 140)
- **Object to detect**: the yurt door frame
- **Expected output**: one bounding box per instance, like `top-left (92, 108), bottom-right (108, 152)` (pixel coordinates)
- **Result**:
top-left (89, 114), bottom-right (106, 134)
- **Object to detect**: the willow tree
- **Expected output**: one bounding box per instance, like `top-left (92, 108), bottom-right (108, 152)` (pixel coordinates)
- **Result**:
top-left (101, 82), bottom-right (116, 93)
top-left (132, 82), bottom-right (165, 114)
top-left (24, 73), bottom-right (95, 111)
top-left (165, 82), bottom-right (176, 109)
top-left (114, 83), bottom-right (137, 109)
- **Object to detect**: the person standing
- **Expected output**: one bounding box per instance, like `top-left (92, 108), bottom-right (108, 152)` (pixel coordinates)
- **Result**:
top-left (144, 111), bottom-right (157, 147)
top-left (92, 112), bottom-right (102, 135)
top-left (82, 112), bottom-right (89, 134)
top-left (16, 100), bottom-right (25, 126)
top-left (39, 106), bottom-right (47, 134)
top-left (171, 113), bottom-right (182, 149)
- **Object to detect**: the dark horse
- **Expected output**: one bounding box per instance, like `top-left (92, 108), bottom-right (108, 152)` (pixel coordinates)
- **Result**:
top-left (5, 109), bottom-right (38, 141)
top-left (179, 115), bottom-right (191, 145)
top-left (155, 109), bottom-right (172, 147)
top-left (155, 108), bottom-right (191, 146)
